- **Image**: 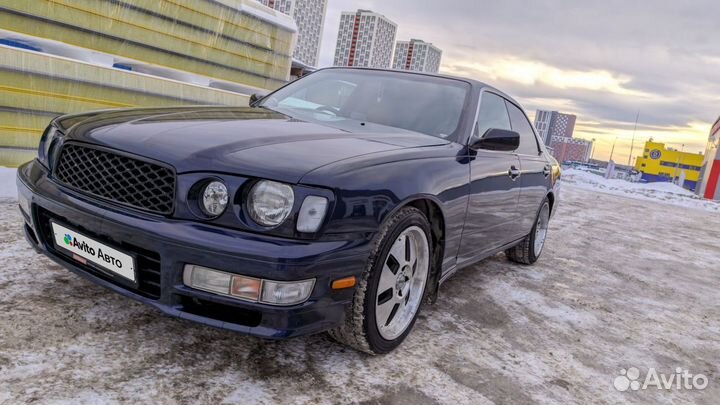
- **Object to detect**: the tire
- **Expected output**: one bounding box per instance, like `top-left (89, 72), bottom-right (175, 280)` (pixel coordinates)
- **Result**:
top-left (328, 207), bottom-right (432, 354)
top-left (506, 197), bottom-right (551, 265)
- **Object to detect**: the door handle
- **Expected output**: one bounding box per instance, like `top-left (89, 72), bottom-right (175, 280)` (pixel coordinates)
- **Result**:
top-left (543, 165), bottom-right (551, 177)
top-left (508, 166), bottom-right (521, 180)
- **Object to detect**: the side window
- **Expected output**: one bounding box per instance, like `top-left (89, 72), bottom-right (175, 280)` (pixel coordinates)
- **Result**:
top-left (506, 101), bottom-right (540, 155)
top-left (474, 92), bottom-right (511, 141)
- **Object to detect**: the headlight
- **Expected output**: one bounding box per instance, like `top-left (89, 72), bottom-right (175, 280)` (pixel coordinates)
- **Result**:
top-left (201, 181), bottom-right (228, 217)
top-left (297, 196), bottom-right (328, 232)
top-left (38, 125), bottom-right (60, 168)
top-left (247, 180), bottom-right (294, 227)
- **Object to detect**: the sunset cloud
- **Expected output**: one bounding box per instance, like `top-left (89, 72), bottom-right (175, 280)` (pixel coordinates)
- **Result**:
top-left (443, 58), bottom-right (650, 97)
top-left (318, 0), bottom-right (719, 161)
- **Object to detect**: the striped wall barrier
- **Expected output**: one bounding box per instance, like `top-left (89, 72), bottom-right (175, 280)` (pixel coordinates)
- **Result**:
top-left (0, 0), bottom-right (296, 90)
top-left (0, 45), bottom-right (250, 153)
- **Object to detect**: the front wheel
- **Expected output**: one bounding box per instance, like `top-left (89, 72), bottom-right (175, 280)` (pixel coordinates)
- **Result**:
top-left (506, 198), bottom-right (550, 265)
top-left (328, 207), bottom-right (432, 354)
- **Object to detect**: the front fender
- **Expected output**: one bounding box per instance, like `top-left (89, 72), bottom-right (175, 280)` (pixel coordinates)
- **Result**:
top-left (302, 146), bottom-right (471, 273)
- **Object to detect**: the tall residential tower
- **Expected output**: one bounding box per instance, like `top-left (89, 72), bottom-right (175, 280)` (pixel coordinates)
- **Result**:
top-left (333, 10), bottom-right (398, 68)
top-left (534, 110), bottom-right (592, 163)
top-left (534, 110), bottom-right (577, 146)
top-left (392, 39), bottom-right (442, 73)
top-left (257, 0), bottom-right (328, 67)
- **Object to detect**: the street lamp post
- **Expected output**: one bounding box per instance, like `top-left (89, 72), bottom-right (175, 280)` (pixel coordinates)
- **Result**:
top-left (673, 143), bottom-right (685, 184)
top-left (628, 111), bottom-right (639, 166)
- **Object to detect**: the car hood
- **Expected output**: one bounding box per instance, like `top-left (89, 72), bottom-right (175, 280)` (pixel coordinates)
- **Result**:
top-left (59, 107), bottom-right (450, 184)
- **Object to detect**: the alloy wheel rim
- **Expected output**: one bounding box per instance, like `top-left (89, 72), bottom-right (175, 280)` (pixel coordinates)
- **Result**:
top-left (534, 203), bottom-right (550, 256)
top-left (375, 226), bottom-right (430, 340)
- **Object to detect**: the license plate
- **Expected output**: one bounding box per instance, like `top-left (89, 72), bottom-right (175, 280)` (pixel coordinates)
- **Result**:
top-left (51, 222), bottom-right (136, 282)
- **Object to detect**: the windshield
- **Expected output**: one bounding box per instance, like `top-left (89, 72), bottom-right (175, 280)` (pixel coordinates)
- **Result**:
top-left (260, 69), bottom-right (470, 141)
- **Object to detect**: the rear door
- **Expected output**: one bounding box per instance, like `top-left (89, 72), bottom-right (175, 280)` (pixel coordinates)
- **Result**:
top-left (505, 100), bottom-right (551, 235)
top-left (456, 92), bottom-right (522, 265)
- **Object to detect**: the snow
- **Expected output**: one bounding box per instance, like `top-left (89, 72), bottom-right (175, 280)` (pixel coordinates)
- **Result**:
top-left (0, 167), bottom-right (17, 199)
top-left (560, 168), bottom-right (720, 213)
top-left (0, 183), bottom-right (719, 404)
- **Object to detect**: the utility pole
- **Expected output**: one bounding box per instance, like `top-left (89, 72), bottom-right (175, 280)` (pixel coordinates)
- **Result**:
top-left (590, 138), bottom-right (597, 161)
top-left (628, 111), bottom-right (639, 166)
top-left (609, 136), bottom-right (618, 162)
top-left (673, 143), bottom-right (685, 183)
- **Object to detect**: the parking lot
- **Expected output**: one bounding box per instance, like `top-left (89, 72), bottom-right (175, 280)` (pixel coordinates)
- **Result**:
top-left (0, 184), bottom-right (718, 405)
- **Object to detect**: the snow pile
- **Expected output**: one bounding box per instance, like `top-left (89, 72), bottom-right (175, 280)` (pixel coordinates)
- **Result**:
top-left (0, 167), bottom-right (17, 199)
top-left (561, 168), bottom-right (719, 212)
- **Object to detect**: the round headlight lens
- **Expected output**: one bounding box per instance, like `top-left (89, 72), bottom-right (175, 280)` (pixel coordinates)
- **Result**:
top-left (248, 180), bottom-right (294, 227)
top-left (201, 181), bottom-right (228, 217)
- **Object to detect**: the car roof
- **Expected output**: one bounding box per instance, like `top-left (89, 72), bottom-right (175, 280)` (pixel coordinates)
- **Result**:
top-left (314, 66), bottom-right (523, 110)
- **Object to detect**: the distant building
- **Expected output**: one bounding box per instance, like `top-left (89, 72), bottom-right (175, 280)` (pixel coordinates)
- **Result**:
top-left (333, 9), bottom-right (398, 68)
top-left (697, 117), bottom-right (720, 199)
top-left (634, 141), bottom-right (704, 191)
top-left (551, 136), bottom-right (593, 163)
top-left (534, 110), bottom-right (589, 163)
top-left (534, 110), bottom-right (577, 146)
top-left (392, 39), bottom-right (442, 73)
top-left (257, 0), bottom-right (328, 67)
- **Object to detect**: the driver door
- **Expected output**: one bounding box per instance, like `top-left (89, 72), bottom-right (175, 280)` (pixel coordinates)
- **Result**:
top-left (456, 92), bottom-right (522, 266)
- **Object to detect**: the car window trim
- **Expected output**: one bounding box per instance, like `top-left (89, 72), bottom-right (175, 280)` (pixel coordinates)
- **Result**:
top-left (467, 89), bottom-right (516, 155)
top-left (503, 98), bottom-right (544, 157)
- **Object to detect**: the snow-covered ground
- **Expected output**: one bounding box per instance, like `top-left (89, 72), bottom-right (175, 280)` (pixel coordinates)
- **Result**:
top-left (0, 169), bottom-right (718, 404)
top-left (0, 167), bottom-right (17, 199)
top-left (561, 168), bottom-right (720, 213)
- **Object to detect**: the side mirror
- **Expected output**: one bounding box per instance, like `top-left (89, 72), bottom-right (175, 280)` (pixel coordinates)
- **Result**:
top-left (471, 128), bottom-right (520, 152)
top-left (249, 93), bottom-right (267, 107)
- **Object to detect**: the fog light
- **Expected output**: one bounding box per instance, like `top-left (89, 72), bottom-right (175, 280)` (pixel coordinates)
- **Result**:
top-left (183, 265), bottom-right (231, 295)
top-left (183, 265), bottom-right (314, 305)
top-left (297, 196), bottom-right (328, 232)
top-left (261, 279), bottom-right (315, 306)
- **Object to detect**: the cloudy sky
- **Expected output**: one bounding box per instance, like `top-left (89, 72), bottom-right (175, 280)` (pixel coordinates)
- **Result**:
top-left (315, 0), bottom-right (718, 162)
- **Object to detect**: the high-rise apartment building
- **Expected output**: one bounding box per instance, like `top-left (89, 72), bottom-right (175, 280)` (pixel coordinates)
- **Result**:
top-left (392, 39), bottom-right (442, 73)
top-left (534, 110), bottom-right (591, 163)
top-left (257, 0), bottom-right (327, 67)
top-left (534, 110), bottom-right (577, 146)
top-left (333, 10), bottom-right (398, 68)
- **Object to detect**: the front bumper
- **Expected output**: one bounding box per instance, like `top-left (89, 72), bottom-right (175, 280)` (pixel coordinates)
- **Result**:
top-left (17, 160), bottom-right (371, 339)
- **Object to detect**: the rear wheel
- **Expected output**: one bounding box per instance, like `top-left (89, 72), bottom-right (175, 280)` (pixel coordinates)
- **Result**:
top-left (506, 198), bottom-right (550, 265)
top-left (328, 207), bottom-right (432, 354)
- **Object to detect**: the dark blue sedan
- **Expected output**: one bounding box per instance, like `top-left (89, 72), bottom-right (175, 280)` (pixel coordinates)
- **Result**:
top-left (17, 68), bottom-right (560, 354)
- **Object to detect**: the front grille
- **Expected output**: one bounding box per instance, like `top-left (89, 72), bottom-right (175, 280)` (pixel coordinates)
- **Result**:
top-left (37, 208), bottom-right (162, 300)
top-left (54, 143), bottom-right (175, 215)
